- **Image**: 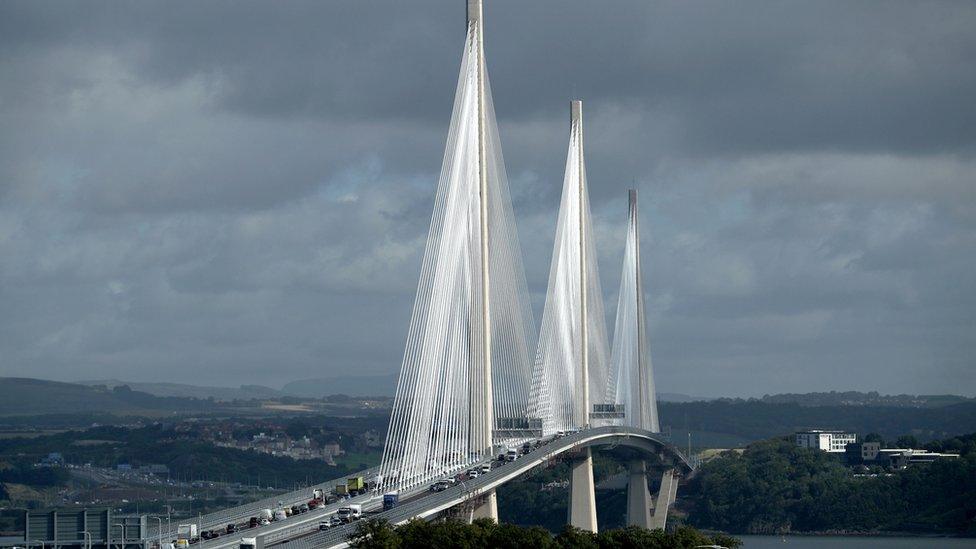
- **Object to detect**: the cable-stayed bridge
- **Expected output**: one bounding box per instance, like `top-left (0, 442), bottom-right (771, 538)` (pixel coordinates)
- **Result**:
top-left (170, 2), bottom-right (694, 548)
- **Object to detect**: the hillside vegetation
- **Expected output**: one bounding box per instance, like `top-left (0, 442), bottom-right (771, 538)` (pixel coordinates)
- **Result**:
top-left (686, 434), bottom-right (976, 535)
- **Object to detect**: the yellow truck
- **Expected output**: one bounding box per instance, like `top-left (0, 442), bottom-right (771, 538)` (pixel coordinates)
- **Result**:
top-left (346, 476), bottom-right (365, 495)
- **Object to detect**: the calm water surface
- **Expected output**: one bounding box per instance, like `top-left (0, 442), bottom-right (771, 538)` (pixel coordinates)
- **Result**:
top-left (738, 535), bottom-right (975, 548)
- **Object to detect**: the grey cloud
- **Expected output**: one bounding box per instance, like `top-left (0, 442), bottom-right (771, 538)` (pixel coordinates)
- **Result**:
top-left (0, 0), bottom-right (974, 396)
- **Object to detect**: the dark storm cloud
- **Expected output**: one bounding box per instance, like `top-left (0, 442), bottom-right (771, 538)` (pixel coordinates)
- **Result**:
top-left (0, 0), bottom-right (974, 396)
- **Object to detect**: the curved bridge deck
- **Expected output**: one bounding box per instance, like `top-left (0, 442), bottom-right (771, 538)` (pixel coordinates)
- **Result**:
top-left (281, 426), bottom-right (691, 549)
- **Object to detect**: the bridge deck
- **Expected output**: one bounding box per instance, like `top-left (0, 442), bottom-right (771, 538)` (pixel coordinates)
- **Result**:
top-left (280, 426), bottom-right (690, 549)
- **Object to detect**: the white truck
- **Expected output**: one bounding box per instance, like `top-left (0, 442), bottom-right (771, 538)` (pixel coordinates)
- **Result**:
top-left (239, 537), bottom-right (260, 549)
top-left (176, 524), bottom-right (198, 542)
top-left (273, 509), bottom-right (288, 521)
top-left (259, 509), bottom-right (273, 521)
top-left (337, 504), bottom-right (362, 523)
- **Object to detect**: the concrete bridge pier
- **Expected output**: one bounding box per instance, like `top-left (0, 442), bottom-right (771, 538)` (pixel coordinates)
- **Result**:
top-left (468, 488), bottom-right (498, 522)
top-left (568, 448), bottom-right (598, 532)
top-left (625, 460), bottom-right (653, 528)
top-left (649, 468), bottom-right (677, 530)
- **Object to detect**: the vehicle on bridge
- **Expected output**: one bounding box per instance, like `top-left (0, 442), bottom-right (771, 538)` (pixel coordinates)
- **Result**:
top-left (336, 504), bottom-right (362, 523)
top-left (177, 524), bottom-right (198, 544)
top-left (383, 492), bottom-right (399, 510)
top-left (346, 476), bottom-right (366, 495)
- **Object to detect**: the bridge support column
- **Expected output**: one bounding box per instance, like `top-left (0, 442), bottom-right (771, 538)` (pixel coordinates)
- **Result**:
top-left (568, 448), bottom-right (598, 532)
top-left (626, 460), bottom-right (652, 528)
top-left (469, 488), bottom-right (498, 522)
top-left (650, 468), bottom-right (676, 530)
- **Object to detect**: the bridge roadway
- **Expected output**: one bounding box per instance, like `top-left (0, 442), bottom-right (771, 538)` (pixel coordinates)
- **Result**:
top-left (271, 426), bottom-right (691, 549)
top-left (148, 466), bottom-right (378, 543)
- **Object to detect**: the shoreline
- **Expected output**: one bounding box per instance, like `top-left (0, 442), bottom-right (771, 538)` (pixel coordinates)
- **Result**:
top-left (701, 530), bottom-right (973, 539)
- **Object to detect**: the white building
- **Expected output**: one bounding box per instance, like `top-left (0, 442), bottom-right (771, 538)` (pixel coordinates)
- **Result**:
top-left (795, 430), bottom-right (857, 453)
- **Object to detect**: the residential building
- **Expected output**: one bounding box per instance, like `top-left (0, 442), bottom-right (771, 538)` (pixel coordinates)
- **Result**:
top-left (795, 430), bottom-right (857, 453)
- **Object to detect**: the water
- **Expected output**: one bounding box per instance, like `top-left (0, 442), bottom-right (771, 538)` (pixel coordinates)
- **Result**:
top-left (739, 535), bottom-right (975, 548)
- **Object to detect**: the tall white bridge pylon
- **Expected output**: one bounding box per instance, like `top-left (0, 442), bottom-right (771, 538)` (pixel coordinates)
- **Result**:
top-left (607, 189), bottom-right (660, 433)
top-left (377, 0), bottom-right (536, 496)
top-left (528, 100), bottom-right (612, 437)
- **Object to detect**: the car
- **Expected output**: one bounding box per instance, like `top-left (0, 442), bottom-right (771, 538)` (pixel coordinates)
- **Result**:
top-left (466, 469), bottom-right (480, 479)
top-left (505, 449), bottom-right (519, 462)
top-left (430, 480), bottom-right (452, 492)
top-left (248, 517), bottom-right (258, 528)
top-left (318, 521), bottom-right (331, 531)
top-left (329, 516), bottom-right (343, 527)
top-left (225, 524), bottom-right (236, 534)
top-left (299, 503), bottom-right (309, 513)
top-left (480, 463), bottom-right (491, 474)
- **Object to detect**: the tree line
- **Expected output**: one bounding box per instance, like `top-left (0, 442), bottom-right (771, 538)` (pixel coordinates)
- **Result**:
top-left (686, 433), bottom-right (976, 535)
top-left (349, 518), bottom-right (741, 549)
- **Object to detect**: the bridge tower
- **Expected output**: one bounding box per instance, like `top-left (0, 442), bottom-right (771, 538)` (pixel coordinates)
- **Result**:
top-left (527, 96), bottom-right (608, 531)
top-left (610, 189), bottom-right (673, 528)
top-left (378, 0), bottom-right (535, 506)
top-left (467, 0), bottom-right (497, 521)
top-left (567, 100), bottom-right (600, 532)
top-left (567, 100), bottom-right (598, 532)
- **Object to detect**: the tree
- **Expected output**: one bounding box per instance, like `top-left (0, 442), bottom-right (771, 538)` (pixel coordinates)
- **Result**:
top-left (554, 526), bottom-right (598, 549)
top-left (348, 518), bottom-right (401, 549)
top-left (895, 435), bottom-right (919, 449)
top-left (863, 433), bottom-right (884, 445)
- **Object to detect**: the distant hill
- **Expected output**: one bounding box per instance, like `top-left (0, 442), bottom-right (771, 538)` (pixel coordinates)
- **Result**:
top-left (659, 399), bottom-right (976, 444)
top-left (281, 374), bottom-right (400, 398)
top-left (78, 379), bottom-right (283, 401)
top-left (0, 377), bottom-right (218, 416)
top-left (657, 392), bottom-right (711, 403)
top-left (757, 391), bottom-right (974, 408)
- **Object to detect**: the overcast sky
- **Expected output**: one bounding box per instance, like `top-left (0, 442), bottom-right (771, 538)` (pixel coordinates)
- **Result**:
top-left (1, 1), bottom-right (974, 397)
